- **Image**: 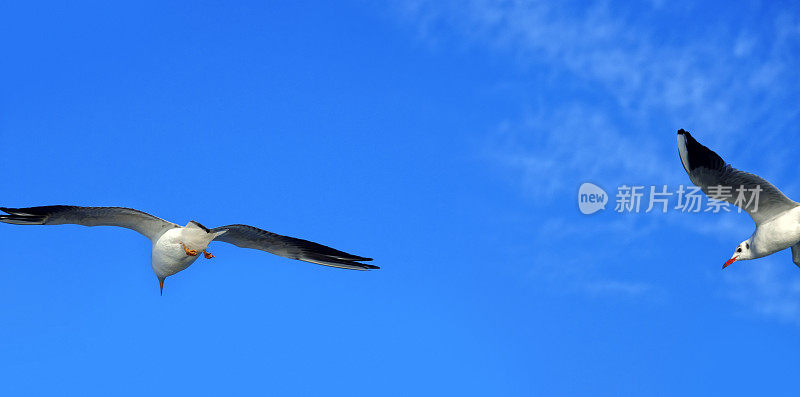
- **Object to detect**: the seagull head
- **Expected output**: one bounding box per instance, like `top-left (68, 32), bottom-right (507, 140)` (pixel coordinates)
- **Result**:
top-left (724, 240), bottom-right (753, 269)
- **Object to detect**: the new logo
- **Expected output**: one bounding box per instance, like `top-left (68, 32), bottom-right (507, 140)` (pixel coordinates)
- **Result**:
top-left (578, 183), bottom-right (608, 214)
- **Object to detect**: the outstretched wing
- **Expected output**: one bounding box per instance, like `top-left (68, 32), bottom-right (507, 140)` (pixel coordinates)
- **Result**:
top-left (677, 129), bottom-right (798, 225)
top-left (210, 224), bottom-right (378, 270)
top-left (0, 205), bottom-right (178, 242)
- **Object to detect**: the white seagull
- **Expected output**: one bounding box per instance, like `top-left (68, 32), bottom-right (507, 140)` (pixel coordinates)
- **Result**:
top-left (677, 129), bottom-right (800, 269)
top-left (0, 205), bottom-right (377, 294)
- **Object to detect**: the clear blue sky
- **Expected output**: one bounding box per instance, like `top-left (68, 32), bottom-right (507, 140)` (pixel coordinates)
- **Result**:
top-left (1, 1), bottom-right (799, 395)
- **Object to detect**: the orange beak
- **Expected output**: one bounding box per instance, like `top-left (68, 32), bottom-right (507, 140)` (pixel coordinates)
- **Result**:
top-left (723, 256), bottom-right (738, 269)
top-left (159, 278), bottom-right (164, 295)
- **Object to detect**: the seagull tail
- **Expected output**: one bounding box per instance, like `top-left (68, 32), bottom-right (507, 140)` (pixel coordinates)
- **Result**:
top-left (0, 207), bottom-right (47, 225)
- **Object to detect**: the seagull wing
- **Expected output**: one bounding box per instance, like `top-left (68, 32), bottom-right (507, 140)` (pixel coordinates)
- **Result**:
top-left (210, 224), bottom-right (378, 270)
top-left (0, 205), bottom-right (178, 242)
top-left (677, 129), bottom-right (798, 225)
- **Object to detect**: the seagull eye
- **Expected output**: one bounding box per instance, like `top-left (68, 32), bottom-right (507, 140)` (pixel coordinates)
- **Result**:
top-left (746, 243), bottom-right (749, 249)
top-left (737, 247), bottom-right (742, 253)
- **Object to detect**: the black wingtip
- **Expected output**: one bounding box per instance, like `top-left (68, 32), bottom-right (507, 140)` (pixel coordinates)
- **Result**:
top-left (677, 129), bottom-right (726, 172)
top-left (0, 206), bottom-right (74, 216)
top-left (0, 211), bottom-right (48, 225)
top-left (350, 256), bottom-right (373, 262)
top-left (360, 264), bottom-right (380, 270)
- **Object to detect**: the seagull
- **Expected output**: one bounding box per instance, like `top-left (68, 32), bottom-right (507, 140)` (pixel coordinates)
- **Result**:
top-left (677, 129), bottom-right (800, 269)
top-left (0, 205), bottom-right (377, 294)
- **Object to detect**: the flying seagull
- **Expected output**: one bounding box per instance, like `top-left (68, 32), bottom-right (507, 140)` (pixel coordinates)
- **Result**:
top-left (677, 129), bottom-right (800, 269)
top-left (0, 205), bottom-right (377, 293)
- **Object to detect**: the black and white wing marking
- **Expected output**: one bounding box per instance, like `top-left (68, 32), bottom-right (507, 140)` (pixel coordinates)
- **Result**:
top-left (0, 206), bottom-right (179, 242)
top-left (677, 129), bottom-right (798, 225)
top-left (210, 224), bottom-right (378, 270)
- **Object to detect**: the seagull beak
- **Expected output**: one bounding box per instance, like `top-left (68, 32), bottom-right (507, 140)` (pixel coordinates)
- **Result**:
top-left (723, 256), bottom-right (738, 269)
top-left (159, 278), bottom-right (164, 295)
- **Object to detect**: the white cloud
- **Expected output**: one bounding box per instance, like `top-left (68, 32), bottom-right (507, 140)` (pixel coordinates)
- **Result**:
top-left (724, 258), bottom-right (800, 324)
top-left (398, 0), bottom-right (800, 139)
top-left (581, 279), bottom-right (654, 297)
top-left (395, 0), bottom-right (800, 317)
top-left (483, 105), bottom-right (672, 199)
top-left (525, 247), bottom-right (663, 301)
top-left (402, 0), bottom-right (799, 201)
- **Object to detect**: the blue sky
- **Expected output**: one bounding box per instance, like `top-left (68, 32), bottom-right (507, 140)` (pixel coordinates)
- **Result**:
top-left (1, 1), bottom-right (799, 395)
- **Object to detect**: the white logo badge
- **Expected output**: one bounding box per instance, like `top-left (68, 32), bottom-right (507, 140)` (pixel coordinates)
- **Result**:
top-left (578, 183), bottom-right (608, 214)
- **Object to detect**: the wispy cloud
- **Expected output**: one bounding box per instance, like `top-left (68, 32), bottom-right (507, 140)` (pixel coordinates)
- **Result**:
top-left (483, 105), bottom-right (670, 200)
top-left (396, 0), bottom-right (800, 317)
top-left (525, 247), bottom-right (663, 301)
top-left (581, 279), bottom-right (654, 298)
top-left (723, 258), bottom-right (800, 324)
top-left (398, 1), bottom-right (800, 140)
